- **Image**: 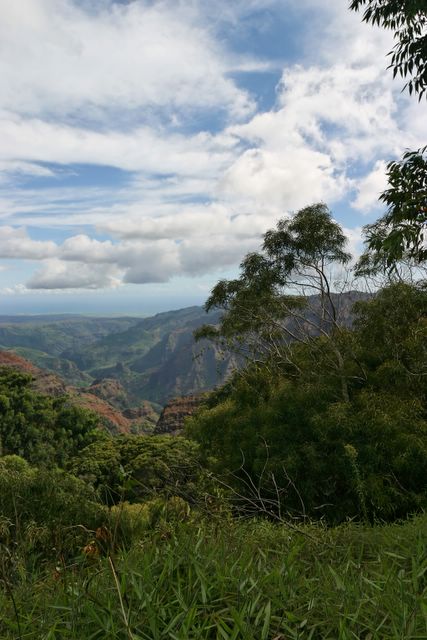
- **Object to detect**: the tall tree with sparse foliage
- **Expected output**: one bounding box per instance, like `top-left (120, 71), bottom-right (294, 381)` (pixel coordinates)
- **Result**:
top-left (196, 203), bottom-right (356, 402)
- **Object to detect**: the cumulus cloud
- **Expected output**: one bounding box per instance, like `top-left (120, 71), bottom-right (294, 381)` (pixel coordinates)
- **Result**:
top-left (0, 213), bottom-right (365, 290)
top-left (219, 61), bottom-right (416, 212)
top-left (122, 240), bottom-right (180, 284)
top-left (1, 0), bottom-right (425, 294)
top-left (0, 0), bottom-right (254, 121)
top-left (178, 234), bottom-right (261, 277)
top-left (220, 146), bottom-right (348, 211)
top-left (27, 259), bottom-right (122, 290)
top-left (59, 235), bottom-right (115, 262)
top-left (352, 161), bottom-right (388, 213)
top-left (99, 204), bottom-right (277, 241)
top-left (0, 227), bottom-right (57, 259)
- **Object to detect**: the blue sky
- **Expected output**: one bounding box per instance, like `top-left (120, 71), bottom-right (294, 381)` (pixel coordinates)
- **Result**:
top-left (0, 0), bottom-right (425, 315)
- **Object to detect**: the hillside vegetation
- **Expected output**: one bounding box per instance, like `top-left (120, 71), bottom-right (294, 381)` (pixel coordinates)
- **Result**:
top-left (1, 511), bottom-right (426, 639)
top-left (1, 0), bottom-right (426, 636)
top-left (0, 204), bottom-right (426, 639)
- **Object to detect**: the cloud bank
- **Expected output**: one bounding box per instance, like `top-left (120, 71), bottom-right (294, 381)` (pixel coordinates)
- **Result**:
top-left (0, 0), bottom-right (425, 293)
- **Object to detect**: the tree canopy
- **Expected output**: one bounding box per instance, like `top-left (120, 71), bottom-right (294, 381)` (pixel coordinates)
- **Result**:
top-left (360, 147), bottom-right (427, 268)
top-left (197, 203), bottom-right (351, 345)
top-left (196, 204), bottom-right (354, 401)
top-left (0, 368), bottom-right (100, 466)
top-left (189, 281), bottom-right (427, 523)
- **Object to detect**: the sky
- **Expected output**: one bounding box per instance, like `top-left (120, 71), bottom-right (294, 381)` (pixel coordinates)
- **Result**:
top-left (0, 0), bottom-right (425, 315)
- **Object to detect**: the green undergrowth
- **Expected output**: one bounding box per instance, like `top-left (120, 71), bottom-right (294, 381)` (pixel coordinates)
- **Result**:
top-left (1, 514), bottom-right (426, 640)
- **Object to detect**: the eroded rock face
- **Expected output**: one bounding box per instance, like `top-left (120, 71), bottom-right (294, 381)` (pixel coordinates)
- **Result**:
top-left (70, 391), bottom-right (133, 434)
top-left (154, 395), bottom-right (205, 436)
top-left (88, 378), bottom-right (159, 427)
top-left (123, 402), bottom-right (159, 426)
top-left (88, 378), bottom-right (130, 410)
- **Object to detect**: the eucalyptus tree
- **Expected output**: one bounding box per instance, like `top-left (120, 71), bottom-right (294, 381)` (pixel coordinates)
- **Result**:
top-left (196, 203), bottom-right (357, 402)
top-left (350, 0), bottom-right (427, 99)
top-left (358, 147), bottom-right (427, 270)
top-left (350, 1), bottom-right (427, 268)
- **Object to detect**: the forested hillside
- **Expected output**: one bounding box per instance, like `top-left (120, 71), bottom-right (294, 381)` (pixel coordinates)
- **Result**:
top-left (0, 289), bottom-right (370, 409)
top-left (0, 306), bottom-right (240, 406)
top-left (1, 203), bottom-right (426, 638)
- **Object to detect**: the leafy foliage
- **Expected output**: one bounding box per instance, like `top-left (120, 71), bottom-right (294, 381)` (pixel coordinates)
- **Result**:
top-left (0, 457), bottom-right (106, 557)
top-left (0, 369), bottom-right (100, 466)
top-left (358, 147), bottom-right (427, 268)
top-left (70, 435), bottom-right (206, 505)
top-left (350, 0), bottom-right (427, 99)
top-left (350, 2), bottom-right (427, 268)
top-left (353, 281), bottom-right (427, 384)
top-left (188, 283), bottom-right (427, 523)
top-left (199, 203), bottom-right (350, 324)
top-left (196, 204), bottom-right (353, 401)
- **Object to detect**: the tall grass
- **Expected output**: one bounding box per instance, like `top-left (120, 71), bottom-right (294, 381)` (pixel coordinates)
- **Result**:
top-left (1, 514), bottom-right (426, 639)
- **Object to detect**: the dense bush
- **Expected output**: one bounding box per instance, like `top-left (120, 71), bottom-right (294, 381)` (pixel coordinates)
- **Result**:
top-left (0, 369), bottom-right (100, 466)
top-left (187, 283), bottom-right (427, 523)
top-left (70, 434), bottom-right (209, 505)
top-left (0, 456), bottom-right (106, 557)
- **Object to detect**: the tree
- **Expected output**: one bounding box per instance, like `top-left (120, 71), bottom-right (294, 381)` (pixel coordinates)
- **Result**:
top-left (196, 203), bottom-right (356, 402)
top-left (188, 282), bottom-right (427, 523)
top-left (352, 281), bottom-right (427, 384)
top-left (349, 0), bottom-right (427, 98)
top-left (350, 1), bottom-right (427, 267)
top-left (359, 147), bottom-right (427, 268)
top-left (70, 434), bottom-right (206, 505)
top-left (0, 368), bottom-right (99, 466)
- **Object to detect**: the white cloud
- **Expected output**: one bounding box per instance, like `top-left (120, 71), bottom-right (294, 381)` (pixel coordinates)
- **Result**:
top-left (219, 59), bottom-right (422, 213)
top-left (178, 234), bottom-right (261, 277)
top-left (27, 259), bottom-right (122, 289)
top-left (0, 212), bottom-right (364, 290)
top-left (60, 234), bottom-right (115, 262)
top-left (0, 161), bottom-right (56, 184)
top-left (352, 161), bottom-right (388, 213)
top-left (0, 227), bottom-right (57, 259)
top-left (220, 145), bottom-right (348, 211)
top-left (122, 240), bottom-right (180, 284)
top-left (99, 203), bottom-right (276, 241)
top-left (0, 284), bottom-right (29, 295)
top-left (0, 0), bottom-right (425, 295)
top-left (0, 115), bottom-right (237, 178)
top-left (342, 226), bottom-right (364, 261)
top-left (0, 0), bottom-right (254, 121)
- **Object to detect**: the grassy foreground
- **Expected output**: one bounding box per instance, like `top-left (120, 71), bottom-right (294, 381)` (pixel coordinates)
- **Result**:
top-left (1, 514), bottom-right (426, 640)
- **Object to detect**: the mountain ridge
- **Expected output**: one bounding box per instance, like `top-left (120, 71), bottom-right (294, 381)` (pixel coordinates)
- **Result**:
top-left (0, 293), bottom-right (369, 408)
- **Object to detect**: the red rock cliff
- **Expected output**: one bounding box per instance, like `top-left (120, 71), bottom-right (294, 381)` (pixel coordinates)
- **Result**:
top-left (154, 395), bottom-right (204, 436)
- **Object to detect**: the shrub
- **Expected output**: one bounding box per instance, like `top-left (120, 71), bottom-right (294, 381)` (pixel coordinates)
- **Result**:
top-left (0, 461), bottom-right (107, 557)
